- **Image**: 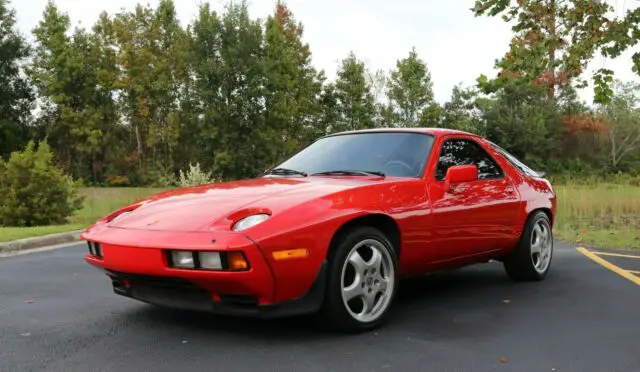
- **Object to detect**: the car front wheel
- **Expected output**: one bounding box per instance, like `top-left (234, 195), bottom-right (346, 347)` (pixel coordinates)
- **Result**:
top-left (323, 226), bottom-right (397, 332)
top-left (504, 211), bottom-right (553, 281)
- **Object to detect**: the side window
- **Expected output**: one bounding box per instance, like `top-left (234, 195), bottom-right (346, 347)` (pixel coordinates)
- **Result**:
top-left (434, 138), bottom-right (503, 181)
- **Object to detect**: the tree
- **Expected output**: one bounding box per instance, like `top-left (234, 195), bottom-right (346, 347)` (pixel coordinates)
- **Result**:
top-left (600, 80), bottom-right (640, 168)
top-left (112, 0), bottom-right (190, 181)
top-left (189, 3), bottom-right (223, 173)
top-left (332, 52), bottom-right (376, 132)
top-left (29, 1), bottom-right (121, 183)
top-left (481, 82), bottom-right (561, 166)
top-left (0, 0), bottom-right (33, 158)
top-left (473, 0), bottom-right (640, 104)
top-left (441, 84), bottom-right (486, 135)
top-left (191, 1), bottom-right (268, 180)
top-left (263, 1), bottom-right (324, 160)
top-left (387, 47), bottom-right (440, 127)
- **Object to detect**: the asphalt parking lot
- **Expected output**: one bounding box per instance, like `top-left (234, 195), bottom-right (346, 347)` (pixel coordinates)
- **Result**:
top-left (1, 240), bottom-right (638, 372)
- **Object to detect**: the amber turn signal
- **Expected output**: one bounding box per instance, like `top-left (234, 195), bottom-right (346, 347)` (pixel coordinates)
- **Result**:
top-left (227, 251), bottom-right (249, 270)
top-left (272, 248), bottom-right (309, 260)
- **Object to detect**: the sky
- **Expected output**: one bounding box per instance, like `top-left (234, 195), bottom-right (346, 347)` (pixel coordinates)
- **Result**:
top-left (11, 0), bottom-right (640, 105)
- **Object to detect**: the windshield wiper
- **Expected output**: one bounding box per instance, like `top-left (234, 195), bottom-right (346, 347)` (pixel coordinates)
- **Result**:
top-left (266, 167), bottom-right (308, 177)
top-left (311, 170), bottom-right (385, 177)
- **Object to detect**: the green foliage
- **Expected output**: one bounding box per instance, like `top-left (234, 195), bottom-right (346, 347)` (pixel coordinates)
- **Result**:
top-left (0, 0), bottom-right (33, 158)
top-left (28, 1), bottom-right (119, 184)
top-left (387, 47), bottom-right (440, 127)
top-left (263, 1), bottom-right (324, 159)
top-left (599, 80), bottom-right (640, 168)
top-left (332, 52), bottom-right (377, 132)
top-left (472, 0), bottom-right (640, 104)
top-left (482, 83), bottom-right (562, 165)
top-left (178, 163), bottom-right (215, 187)
top-left (0, 141), bottom-right (84, 227)
top-left (0, 0), bottom-right (636, 193)
top-left (441, 84), bottom-right (486, 135)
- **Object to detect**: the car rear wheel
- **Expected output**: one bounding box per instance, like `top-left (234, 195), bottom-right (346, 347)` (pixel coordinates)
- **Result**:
top-left (322, 226), bottom-right (397, 332)
top-left (503, 211), bottom-right (553, 281)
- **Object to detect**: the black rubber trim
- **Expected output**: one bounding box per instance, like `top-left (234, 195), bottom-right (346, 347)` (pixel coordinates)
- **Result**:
top-left (240, 234), bottom-right (278, 301)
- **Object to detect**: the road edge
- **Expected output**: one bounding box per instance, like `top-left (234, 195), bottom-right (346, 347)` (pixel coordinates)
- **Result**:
top-left (0, 230), bottom-right (84, 254)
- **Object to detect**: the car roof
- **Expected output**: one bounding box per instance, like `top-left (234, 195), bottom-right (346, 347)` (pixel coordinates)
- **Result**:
top-left (323, 127), bottom-right (478, 138)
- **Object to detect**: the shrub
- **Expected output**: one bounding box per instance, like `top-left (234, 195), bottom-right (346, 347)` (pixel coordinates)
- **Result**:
top-left (105, 174), bottom-right (130, 186)
top-left (0, 141), bottom-right (84, 227)
top-left (178, 162), bottom-right (215, 187)
top-left (144, 166), bottom-right (178, 187)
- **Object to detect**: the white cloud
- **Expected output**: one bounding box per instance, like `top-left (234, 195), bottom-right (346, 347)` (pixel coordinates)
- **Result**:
top-left (12, 0), bottom-right (640, 105)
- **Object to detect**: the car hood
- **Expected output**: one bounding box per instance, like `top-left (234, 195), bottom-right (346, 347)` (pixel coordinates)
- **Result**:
top-left (104, 176), bottom-right (395, 232)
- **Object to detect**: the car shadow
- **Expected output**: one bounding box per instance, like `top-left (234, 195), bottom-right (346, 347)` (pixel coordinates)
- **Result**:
top-left (125, 262), bottom-right (538, 341)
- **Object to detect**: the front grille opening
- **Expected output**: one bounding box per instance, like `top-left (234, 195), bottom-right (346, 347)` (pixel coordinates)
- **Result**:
top-left (87, 241), bottom-right (103, 258)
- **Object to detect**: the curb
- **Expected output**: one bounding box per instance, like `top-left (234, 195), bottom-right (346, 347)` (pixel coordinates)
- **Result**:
top-left (0, 230), bottom-right (84, 254)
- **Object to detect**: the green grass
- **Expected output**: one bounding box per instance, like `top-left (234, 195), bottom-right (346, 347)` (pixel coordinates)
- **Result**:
top-left (554, 183), bottom-right (640, 249)
top-left (0, 224), bottom-right (89, 242)
top-left (0, 187), bottom-right (166, 242)
top-left (1, 183), bottom-right (639, 249)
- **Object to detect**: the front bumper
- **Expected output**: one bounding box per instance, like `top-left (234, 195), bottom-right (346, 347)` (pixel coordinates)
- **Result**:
top-left (81, 225), bottom-right (326, 318)
top-left (105, 263), bottom-right (326, 318)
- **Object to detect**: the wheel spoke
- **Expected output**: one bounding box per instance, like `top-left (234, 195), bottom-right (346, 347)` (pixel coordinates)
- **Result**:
top-left (368, 248), bottom-right (383, 271)
top-left (363, 292), bottom-right (377, 314)
top-left (541, 225), bottom-right (549, 244)
top-left (348, 250), bottom-right (367, 275)
top-left (343, 280), bottom-right (364, 302)
top-left (376, 277), bottom-right (388, 293)
top-left (533, 224), bottom-right (542, 243)
top-left (531, 240), bottom-right (542, 255)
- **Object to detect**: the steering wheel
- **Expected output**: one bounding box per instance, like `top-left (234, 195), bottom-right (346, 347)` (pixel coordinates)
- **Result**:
top-left (384, 160), bottom-right (415, 176)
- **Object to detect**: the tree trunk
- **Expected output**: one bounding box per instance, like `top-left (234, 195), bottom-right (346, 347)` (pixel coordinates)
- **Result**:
top-left (547, 0), bottom-right (557, 99)
top-left (610, 126), bottom-right (618, 168)
top-left (135, 123), bottom-right (143, 175)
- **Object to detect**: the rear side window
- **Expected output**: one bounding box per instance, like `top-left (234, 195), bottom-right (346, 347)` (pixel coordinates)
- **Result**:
top-left (435, 138), bottom-right (504, 180)
top-left (487, 141), bottom-right (540, 178)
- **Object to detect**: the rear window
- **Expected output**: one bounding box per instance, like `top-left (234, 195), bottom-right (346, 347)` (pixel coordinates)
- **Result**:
top-left (487, 141), bottom-right (540, 178)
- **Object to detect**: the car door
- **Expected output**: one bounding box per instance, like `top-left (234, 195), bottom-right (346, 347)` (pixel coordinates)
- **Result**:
top-left (426, 136), bottom-right (521, 261)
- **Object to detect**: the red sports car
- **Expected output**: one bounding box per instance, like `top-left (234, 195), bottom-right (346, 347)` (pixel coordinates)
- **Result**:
top-left (81, 128), bottom-right (556, 332)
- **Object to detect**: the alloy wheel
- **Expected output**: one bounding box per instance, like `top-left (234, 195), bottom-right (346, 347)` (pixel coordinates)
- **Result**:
top-left (530, 219), bottom-right (552, 274)
top-left (340, 239), bottom-right (395, 323)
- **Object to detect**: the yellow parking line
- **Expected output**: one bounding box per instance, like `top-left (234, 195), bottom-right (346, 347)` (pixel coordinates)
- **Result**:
top-left (592, 251), bottom-right (640, 259)
top-left (576, 247), bottom-right (640, 286)
top-left (629, 270), bottom-right (640, 275)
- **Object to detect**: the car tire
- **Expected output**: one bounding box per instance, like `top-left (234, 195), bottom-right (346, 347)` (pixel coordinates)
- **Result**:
top-left (322, 226), bottom-right (398, 333)
top-left (503, 211), bottom-right (553, 281)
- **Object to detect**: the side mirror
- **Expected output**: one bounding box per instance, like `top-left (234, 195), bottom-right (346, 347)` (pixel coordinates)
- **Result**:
top-left (444, 165), bottom-right (478, 191)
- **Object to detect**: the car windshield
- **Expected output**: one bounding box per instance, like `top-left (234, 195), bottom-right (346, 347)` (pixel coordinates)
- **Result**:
top-left (272, 132), bottom-right (435, 178)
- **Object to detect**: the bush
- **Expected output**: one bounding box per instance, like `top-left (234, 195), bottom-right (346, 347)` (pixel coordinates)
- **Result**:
top-left (144, 166), bottom-right (178, 187)
top-left (0, 141), bottom-right (84, 227)
top-left (178, 162), bottom-right (215, 187)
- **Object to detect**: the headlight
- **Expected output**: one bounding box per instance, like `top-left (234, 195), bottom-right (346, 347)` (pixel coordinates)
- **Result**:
top-left (170, 251), bottom-right (195, 268)
top-left (232, 213), bottom-right (270, 231)
top-left (198, 252), bottom-right (222, 270)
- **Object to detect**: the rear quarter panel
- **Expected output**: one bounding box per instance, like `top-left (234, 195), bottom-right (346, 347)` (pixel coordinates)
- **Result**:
top-left (477, 138), bottom-right (557, 242)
